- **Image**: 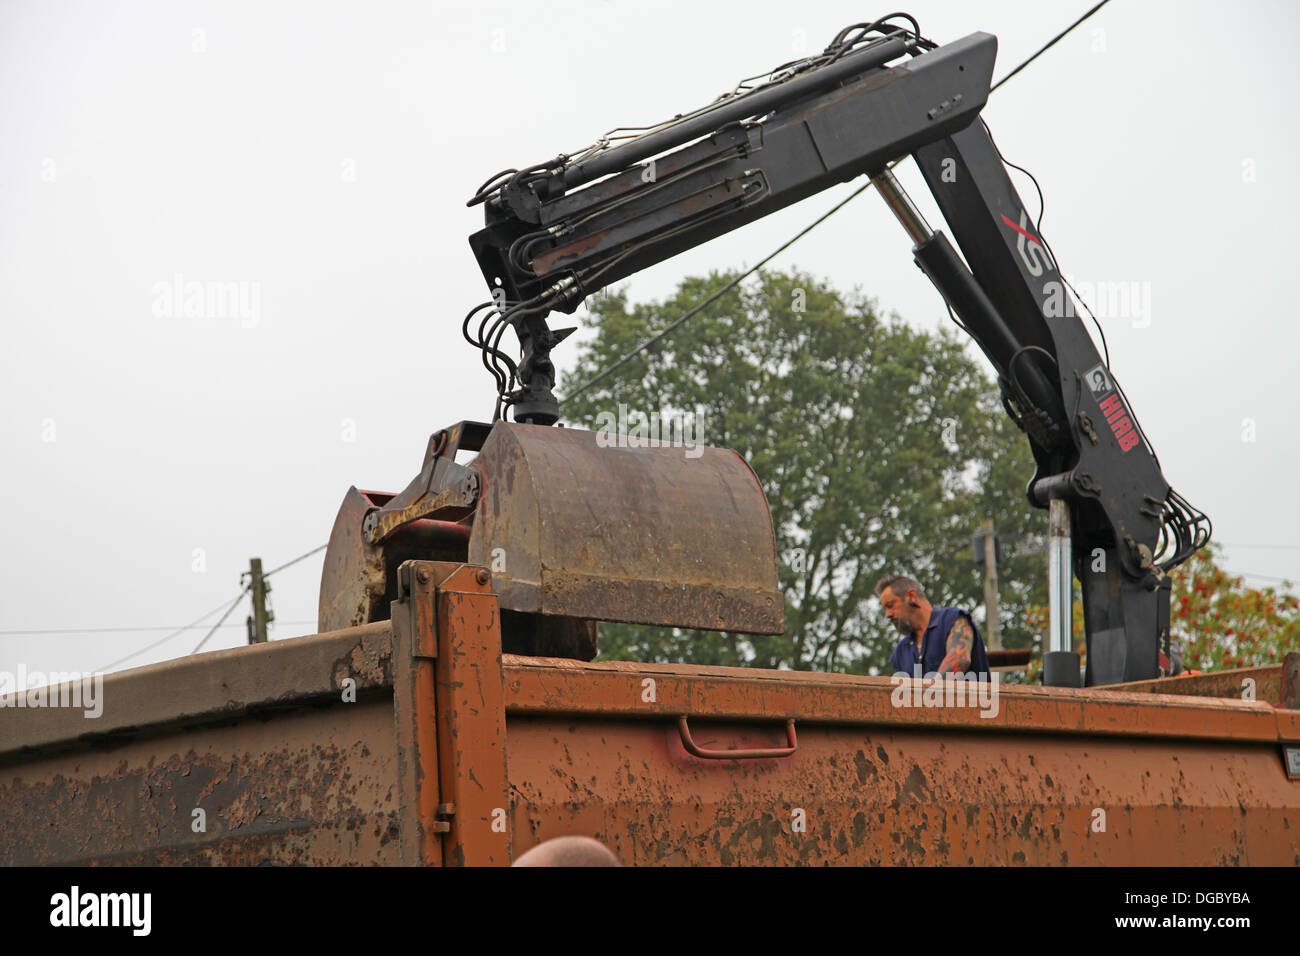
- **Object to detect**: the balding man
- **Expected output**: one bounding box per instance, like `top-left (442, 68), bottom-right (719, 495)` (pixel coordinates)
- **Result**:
top-left (512, 836), bottom-right (622, 867)
top-left (877, 575), bottom-right (991, 679)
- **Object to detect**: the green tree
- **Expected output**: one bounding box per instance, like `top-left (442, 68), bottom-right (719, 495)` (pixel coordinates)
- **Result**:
top-left (561, 268), bottom-right (1047, 674)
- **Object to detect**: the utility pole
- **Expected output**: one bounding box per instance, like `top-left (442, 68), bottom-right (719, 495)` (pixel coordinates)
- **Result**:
top-left (973, 519), bottom-right (1002, 650)
top-left (245, 557), bottom-right (273, 644)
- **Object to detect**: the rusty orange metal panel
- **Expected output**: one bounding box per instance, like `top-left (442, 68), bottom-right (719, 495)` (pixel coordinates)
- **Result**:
top-left (500, 656), bottom-right (1300, 864)
top-left (0, 622), bottom-right (393, 761)
top-left (5, 606), bottom-right (1296, 867)
top-left (0, 622), bottom-right (401, 865)
top-left (433, 563), bottom-right (512, 866)
top-left (0, 699), bottom-right (402, 865)
top-left (504, 714), bottom-right (1300, 865)
top-left (504, 717), bottom-right (1300, 868)
top-left (390, 562), bottom-right (446, 866)
top-left (501, 657), bottom-right (1298, 744)
top-left (1111, 663), bottom-right (1286, 705)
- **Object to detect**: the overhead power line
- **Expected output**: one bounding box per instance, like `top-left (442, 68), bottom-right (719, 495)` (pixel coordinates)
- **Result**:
top-left (263, 544), bottom-right (327, 578)
top-left (990, 0), bottom-right (1112, 93)
top-left (565, 178), bottom-right (876, 401)
top-left (1225, 569), bottom-right (1297, 585)
top-left (189, 587), bottom-right (251, 656)
top-left (83, 542), bottom-right (330, 671)
top-left (94, 593), bottom-right (242, 673)
top-left (0, 621), bottom-right (315, 637)
top-left (565, 0), bottom-right (1113, 401)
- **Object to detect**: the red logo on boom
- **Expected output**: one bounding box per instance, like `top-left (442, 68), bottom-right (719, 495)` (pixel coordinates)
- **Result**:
top-left (1098, 394), bottom-right (1139, 453)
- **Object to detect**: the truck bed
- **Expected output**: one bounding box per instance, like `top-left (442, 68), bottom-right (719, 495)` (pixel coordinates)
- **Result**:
top-left (3, 563), bottom-right (1297, 866)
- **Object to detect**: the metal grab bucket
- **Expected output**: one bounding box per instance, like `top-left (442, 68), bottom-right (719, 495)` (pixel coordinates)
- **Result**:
top-left (468, 423), bottom-right (784, 634)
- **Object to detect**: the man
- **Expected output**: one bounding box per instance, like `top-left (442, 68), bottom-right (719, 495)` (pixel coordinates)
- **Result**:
top-left (878, 575), bottom-right (991, 678)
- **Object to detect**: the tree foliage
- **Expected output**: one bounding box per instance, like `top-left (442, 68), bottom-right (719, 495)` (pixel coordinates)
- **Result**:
top-left (1024, 543), bottom-right (1300, 679)
top-left (560, 268), bottom-right (1048, 674)
top-left (1170, 545), bottom-right (1300, 670)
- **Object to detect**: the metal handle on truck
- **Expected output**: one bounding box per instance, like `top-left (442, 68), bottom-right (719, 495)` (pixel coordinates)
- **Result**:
top-left (676, 716), bottom-right (798, 759)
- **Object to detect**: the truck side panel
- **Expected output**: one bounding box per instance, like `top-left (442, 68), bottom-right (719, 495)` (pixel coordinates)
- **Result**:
top-left (1, 699), bottom-right (401, 865)
top-left (2, 578), bottom-right (1297, 866)
top-left (0, 622), bottom-right (401, 866)
top-left (505, 714), bottom-right (1297, 865)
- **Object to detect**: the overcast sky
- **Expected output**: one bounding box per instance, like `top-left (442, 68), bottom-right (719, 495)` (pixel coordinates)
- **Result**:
top-left (2, 0), bottom-right (1298, 679)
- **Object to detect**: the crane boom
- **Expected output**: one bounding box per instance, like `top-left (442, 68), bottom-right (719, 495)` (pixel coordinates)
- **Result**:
top-left (465, 16), bottom-right (1210, 685)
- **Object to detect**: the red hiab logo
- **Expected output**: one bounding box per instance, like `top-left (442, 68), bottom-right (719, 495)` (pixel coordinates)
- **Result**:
top-left (1098, 392), bottom-right (1140, 453)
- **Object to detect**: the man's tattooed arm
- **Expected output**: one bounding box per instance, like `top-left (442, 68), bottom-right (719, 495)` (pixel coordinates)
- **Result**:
top-left (938, 616), bottom-right (974, 674)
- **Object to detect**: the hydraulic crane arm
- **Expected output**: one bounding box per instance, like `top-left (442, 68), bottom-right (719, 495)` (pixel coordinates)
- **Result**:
top-left (465, 16), bottom-right (1210, 686)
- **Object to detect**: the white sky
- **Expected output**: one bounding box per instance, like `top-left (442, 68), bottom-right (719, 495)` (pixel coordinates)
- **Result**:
top-left (2, 0), bottom-right (1298, 678)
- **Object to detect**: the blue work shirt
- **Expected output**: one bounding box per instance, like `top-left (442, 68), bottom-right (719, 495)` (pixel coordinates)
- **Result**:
top-left (891, 606), bottom-right (991, 678)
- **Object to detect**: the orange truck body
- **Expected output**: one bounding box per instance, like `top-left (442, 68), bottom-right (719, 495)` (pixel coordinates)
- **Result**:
top-left (2, 561), bottom-right (1298, 866)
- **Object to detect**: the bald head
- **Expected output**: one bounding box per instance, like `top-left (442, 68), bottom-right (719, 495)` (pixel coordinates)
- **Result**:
top-left (512, 835), bottom-right (622, 867)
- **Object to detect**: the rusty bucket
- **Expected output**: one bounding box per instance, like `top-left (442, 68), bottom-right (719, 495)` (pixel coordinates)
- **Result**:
top-left (467, 423), bottom-right (783, 633)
